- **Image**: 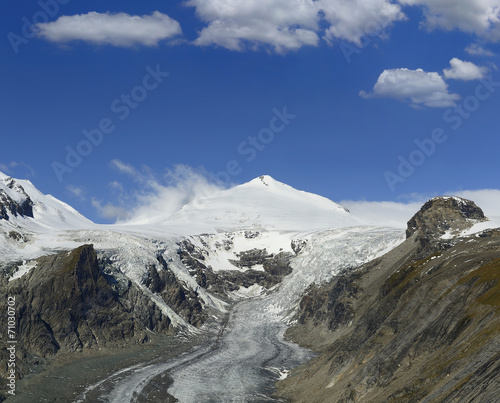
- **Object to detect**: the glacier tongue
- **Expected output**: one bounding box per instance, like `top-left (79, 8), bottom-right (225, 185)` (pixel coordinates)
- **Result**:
top-left (165, 226), bottom-right (404, 402)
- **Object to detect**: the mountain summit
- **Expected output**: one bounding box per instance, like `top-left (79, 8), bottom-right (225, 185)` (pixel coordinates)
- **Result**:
top-left (157, 175), bottom-right (363, 233)
top-left (406, 196), bottom-right (488, 239)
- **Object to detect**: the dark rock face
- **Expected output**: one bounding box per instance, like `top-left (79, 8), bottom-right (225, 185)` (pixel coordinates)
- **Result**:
top-left (298, 270), bottom-right (361, 332)
top-left (278, 222), bottom-right (500, 403)
top-left (0, 179), bottom-right (34, 221)
top-left (0, 191), bottom-right (33, 221)
top-left (0, 245), bottom-right (175, 383)
top-left (229, 248), bottom-right (273, 268)
top-left (229, 248), bottom-right (294, 278)
top-left (177, 239), bottom-right (294, 298)
top-left (149, 256), bottom-right (206, 327)
top-left (7, 231), bottom-right (27, 243)
top-left (291, 239), bottom-right (307, 255)
top-left (406, 196), bottom-right (487, 239)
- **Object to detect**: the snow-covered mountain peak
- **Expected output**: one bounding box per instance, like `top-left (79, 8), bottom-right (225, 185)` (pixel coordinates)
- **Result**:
top-left (157, 175), bottom-right (364, 234)
top-left (1, 172), bottom-right (370, 267)
top-left (248, 175), bottom-right (278, 187)
top-left (0, 172), bottom-right (93, 230)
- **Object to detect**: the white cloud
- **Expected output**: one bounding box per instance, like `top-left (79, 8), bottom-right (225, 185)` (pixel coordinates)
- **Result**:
top-left (0, 163), bottom-right (10, 174)
top-left (186, 0), bottom-right (320, 52)
top-left (0, 161), bottom-right (35, 177)
top-left (342, 189), bottom-right (500, 228)
top-left (360, 68), bottom-right (460, 108)
top-left (341, 199), bottom-right (423, 228)
top-left (110, 159), bottom-right (143, 180)
top-left (37, 11), bottom-right (182, 47)
top-left (465, 43), bottom-right (495, 56)
top-left (443, 58), bottom-right (488, 80)
top-left (94, 162), bottom-right (224, 223)
top-left (108, 181), bottom-right (124, 192)
top-left (186, 0), bottom-right (405, 51)
top-left (319, 0), bottom-right (406, 45)
top-left (399, 0), bottom-right (500, 42)
top-left (451, 189), bottom-right (500, 218)
top-left (66, 185), bottom-right (86, 200)
top-left (126, 165), bottom-right (224, 224)
top-left (91, 198), bottom-right (129, 221)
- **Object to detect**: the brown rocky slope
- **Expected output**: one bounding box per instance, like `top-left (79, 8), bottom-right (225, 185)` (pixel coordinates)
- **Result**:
top-left (0, 243), bottom-right (206, 399)
top-left (276, 197), bottom-right (499, 402)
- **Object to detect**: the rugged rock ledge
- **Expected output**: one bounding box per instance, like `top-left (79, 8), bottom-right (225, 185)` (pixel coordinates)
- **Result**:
top-left (0, 244), bottom-right (178, 396)
top-left (178, 238), bottom-right (294, 297)
top-left (276, 198), bottom-right (500, 403)
top-left (406, 196), bottom-right (487, 240)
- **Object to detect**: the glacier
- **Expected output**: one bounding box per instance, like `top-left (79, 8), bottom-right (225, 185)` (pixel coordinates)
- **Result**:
top-left (74, 226), bottom-right (403, 402)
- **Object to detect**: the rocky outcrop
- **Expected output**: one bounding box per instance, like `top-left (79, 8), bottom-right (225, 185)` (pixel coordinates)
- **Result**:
top-left (147, 256), bottom-right (206, 327)
top-left (0, 245), bottom-right (176, 384)
top-left (297, 268), bottom-right (361, 332)
top-left (291, 239), bottom-right (307, 255)
top-left (406, 196), bottom-right (486, 240)
top-left (229, 248), bottom-right (294, 278)
top-left (178, 239), bottom-right (294, 298)
top-left (277, 200), bottom-right (500, 403)
top-left (0, 178), bottom-right (34, 221)
top-left (0, 191), bottom-right (33, 221)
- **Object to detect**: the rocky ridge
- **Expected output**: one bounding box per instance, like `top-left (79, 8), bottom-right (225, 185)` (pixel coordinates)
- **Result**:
top-left (406, 196), bottom-right (487, 240)
top-left (178, 235), bottom-right (295, 297)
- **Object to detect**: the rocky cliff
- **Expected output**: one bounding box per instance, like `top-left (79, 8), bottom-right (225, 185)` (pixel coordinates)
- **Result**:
top-left (276, 198), bottom-right (499, 402)
top-left (0, 244), bottom-right (202, 393)
top-left (406, 196), bottom-right (487, 240)
top-left (178, 237), bottom-right (294, 296)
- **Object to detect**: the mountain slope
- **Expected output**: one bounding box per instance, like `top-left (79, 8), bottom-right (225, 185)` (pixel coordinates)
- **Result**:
top-left (0, 172), bottom-right (95, 264)
top-left (276, 197), bottom-right (500, 402)
top-left (128, 175), bottom-right (364, 234)
top-left (0, 172), bottom-right (93, 230)
top-left (0, 245), bottom-right (155, 359)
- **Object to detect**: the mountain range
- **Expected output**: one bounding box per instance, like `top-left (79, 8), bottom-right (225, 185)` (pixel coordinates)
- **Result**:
top-left (0, 172), bottom-right (498, 402)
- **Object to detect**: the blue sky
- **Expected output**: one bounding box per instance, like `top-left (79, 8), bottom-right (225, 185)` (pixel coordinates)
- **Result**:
top-left (1, 0), bottom-right (500, 223)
